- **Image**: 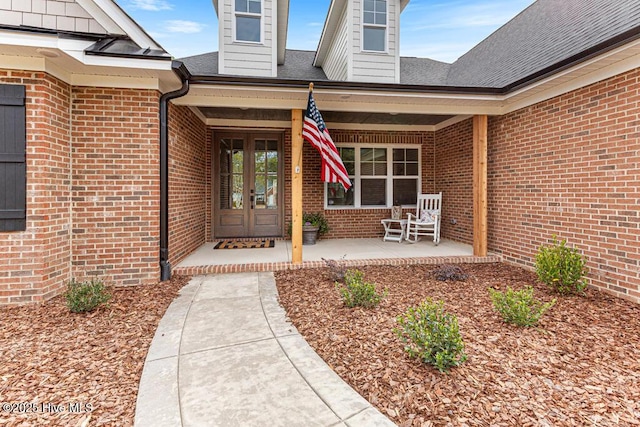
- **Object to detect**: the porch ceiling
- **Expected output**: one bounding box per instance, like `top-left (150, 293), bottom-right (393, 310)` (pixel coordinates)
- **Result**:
top-left (197, 107), bottom-right (454, 126)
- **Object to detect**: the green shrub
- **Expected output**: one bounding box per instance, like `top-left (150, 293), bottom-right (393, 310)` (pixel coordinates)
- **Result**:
top-left (489, 286), bottom-right (556, 327)
top-left (433, 264), bottom-right (468, 282)
top-left (395, 299), bottom-right (467, 373)
top-left (335, 269), bottom-right (387, 308)
top-left (535, 236), bottom-right (588, 295)
top-left (64, 278), bottom-right (111, 313)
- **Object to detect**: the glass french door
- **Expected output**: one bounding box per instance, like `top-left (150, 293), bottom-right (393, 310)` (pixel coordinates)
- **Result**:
top-left (214, 132), bottom-right (283, 238)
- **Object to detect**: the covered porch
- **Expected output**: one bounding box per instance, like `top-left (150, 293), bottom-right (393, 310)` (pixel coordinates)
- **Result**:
top-left (173, 238), bottom-right (500, 276)
top-left (165, 77), bottom-right (493, 274)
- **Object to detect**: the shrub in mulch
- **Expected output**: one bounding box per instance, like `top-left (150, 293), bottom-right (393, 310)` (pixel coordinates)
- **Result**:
top-left (432, 264), bottom-right (469, 282)
top-left (275, 263), bottom-right (640, 426)
top-left (0, 275), bottom-right (190, 426)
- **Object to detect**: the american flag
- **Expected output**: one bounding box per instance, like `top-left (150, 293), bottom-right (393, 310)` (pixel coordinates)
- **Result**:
top-left (302, 90), bottom-right (352, 190)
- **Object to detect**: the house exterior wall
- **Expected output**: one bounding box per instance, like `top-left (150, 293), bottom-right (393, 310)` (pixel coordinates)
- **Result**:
top-left (485, 69), bottom-right (640, 303)
top-left (70, 86), bottom-right (160, 286)
top-left (0, 70), bottom-right (72, 304)
top-left (168, 104), bottom-right (207, 266)
top-left (322, 1), bottom-right (349, 81)
top-left (351, 0), bottom-right (398, 83)
top-left (219, 0), bottom-right (276, 77)
top-left (280, 129), bottom-right (436, 239)
top-left (0, 0), bottom-right (106, 33)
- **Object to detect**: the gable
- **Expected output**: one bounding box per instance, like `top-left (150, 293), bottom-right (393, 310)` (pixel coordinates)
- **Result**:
top-left (0, 0), bottom-right (107, 34)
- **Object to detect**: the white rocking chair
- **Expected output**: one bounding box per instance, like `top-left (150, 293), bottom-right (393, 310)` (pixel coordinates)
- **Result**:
top-left (406, 192), bottom-right (442, 245)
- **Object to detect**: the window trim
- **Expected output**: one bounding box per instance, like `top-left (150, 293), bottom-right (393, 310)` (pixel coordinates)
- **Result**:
top-left (233, 0), bottom-right (263, 44)
top-left (324, 143), bottom-right (421, 210)
top-left (361, 0), bottom-right (388, 53)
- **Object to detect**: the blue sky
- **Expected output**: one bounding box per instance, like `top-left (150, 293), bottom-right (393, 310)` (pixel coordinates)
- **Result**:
top-left (118, 0), bottom-right (534, 63)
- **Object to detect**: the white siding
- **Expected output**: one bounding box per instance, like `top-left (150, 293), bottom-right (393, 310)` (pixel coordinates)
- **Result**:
top-left (0, 0), bottom-right (106, 34)
top-left (219, 0), bottom-right (276, 77)
top-left (322, 2), bottom-right (349, 81)
top-left (351, 0), bottom-right (398, 83)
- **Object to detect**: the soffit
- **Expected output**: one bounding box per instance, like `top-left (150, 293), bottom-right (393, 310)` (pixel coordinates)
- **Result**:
top-left (198, 106), bottom-right (452, 126)
top-left (0, 40), bottom-right (179, 91)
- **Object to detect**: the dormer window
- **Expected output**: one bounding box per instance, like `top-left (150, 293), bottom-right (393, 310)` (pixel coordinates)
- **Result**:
top-left (235, 0), bottom-right (261, 43)
top-left (363, 0), bottom-right (386, 52)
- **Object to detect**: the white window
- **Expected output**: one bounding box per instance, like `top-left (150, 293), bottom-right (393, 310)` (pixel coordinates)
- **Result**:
top-left (326, 145), bottom-right (420, 208)
top-left (235, 0), bottom-right (261, 43)
top-left (362, 0), bottom-right (387, 52)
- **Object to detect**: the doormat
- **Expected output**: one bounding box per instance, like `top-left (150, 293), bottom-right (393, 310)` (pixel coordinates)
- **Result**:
top-left (214, 239), bottom-right (275, 250)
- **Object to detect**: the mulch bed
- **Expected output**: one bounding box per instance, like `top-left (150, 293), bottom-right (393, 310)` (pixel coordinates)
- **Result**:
top-left (275, 263), bottom-right (640, 426)
top-left (0, 275), bottom-right (190, 427)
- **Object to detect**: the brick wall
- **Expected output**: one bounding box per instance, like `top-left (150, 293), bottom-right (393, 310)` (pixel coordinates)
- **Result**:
top-left (435, 119), bottom-right (474, 244)
top-left (168, 104), bottom-right (207, 265)
top-left (0, 70), bottom-right (72, 304)
top-left (281, 129), bottom-right (436, 239)
top-left (71, 87), bottom-right (160, 286)
top-left (486, 69), bottom-right (640, 302)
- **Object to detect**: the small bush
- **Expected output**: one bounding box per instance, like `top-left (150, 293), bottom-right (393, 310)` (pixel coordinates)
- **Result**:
top-left (433, 264), bottom-right (469, 282)
top-left (395, 299), bottom-right (467, 372)
top-left (323, 256), bottom-right (347, 282)
top-left (335, 269), bottom-right (387, 308)
top-left (489, 286), bottom-right (556, 327)
top-left (64, 278), bottom-right (111, 313)
top-left (535, 236), bottom-right (588, 295)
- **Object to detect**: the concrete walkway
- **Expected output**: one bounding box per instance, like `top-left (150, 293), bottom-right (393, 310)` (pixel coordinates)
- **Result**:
top-left (134, 272), bottom-right (396, 427)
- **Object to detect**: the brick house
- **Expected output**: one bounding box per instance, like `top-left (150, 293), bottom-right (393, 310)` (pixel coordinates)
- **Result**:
top-left (0, 0), bottom-right (639, 304)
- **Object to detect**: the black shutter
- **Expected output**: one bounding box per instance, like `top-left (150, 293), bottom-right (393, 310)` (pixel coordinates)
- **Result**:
top-left (0, 84), bottom-right (26, 232)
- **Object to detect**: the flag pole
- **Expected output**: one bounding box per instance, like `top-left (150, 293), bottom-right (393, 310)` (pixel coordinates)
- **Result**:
top-left (309, 82), bottom-right (314, 93)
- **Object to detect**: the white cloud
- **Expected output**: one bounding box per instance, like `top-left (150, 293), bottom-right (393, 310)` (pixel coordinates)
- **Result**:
top-left (128, 0), bottom-right (172, 11)
top-left (164, 20), bottom-right (206, 34)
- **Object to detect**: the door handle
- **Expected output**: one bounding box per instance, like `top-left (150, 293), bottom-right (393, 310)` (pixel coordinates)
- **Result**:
top-left (250, 194), bottom-right (254, 209)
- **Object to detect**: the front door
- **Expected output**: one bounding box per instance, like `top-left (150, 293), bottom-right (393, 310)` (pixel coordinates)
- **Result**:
top-left (214, 131), bottom-right (283, 238)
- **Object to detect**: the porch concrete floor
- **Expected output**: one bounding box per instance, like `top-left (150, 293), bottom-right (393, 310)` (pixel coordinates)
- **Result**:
top-left (176, 238), bottom-right (471, 267)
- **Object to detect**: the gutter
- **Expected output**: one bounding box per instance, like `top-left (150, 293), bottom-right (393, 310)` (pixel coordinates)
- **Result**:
top-left (159, 60), bottom-right (191, 281)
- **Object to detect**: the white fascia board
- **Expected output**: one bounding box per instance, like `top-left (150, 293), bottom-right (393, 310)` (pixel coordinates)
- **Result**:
top-left (77, 0), bottom-right (163, 50)
top-left (277, 0), bottom-right (289, 65)
top-left (315, 0), bottom-right (345, 66)
top-left (80, 54), bottom-right (174, 71)
top-left (272, 0), bottom-right (278, 76)
top-left (0, 30), bottom-right (62, 50)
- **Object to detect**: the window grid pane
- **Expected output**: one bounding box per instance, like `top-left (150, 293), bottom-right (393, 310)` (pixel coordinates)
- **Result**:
top-left (361, 147), bottom-right (386, 176)
top-left (393, 148), bottom-right (419, 177)
top-left (363, 26), bottom-right (385, 51)
top-left (361, 179), bottom-right (386, 205)
top-left (236, 16), bottom-right (260, 42)
top-left (236, 0), bottom-right (261, 13)
top-left (393, 179), bottom-right (417, 206)
top-left (364, 0), bottom-right (386, 24)
top-left (328, 182), bottom-right (354, 207)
